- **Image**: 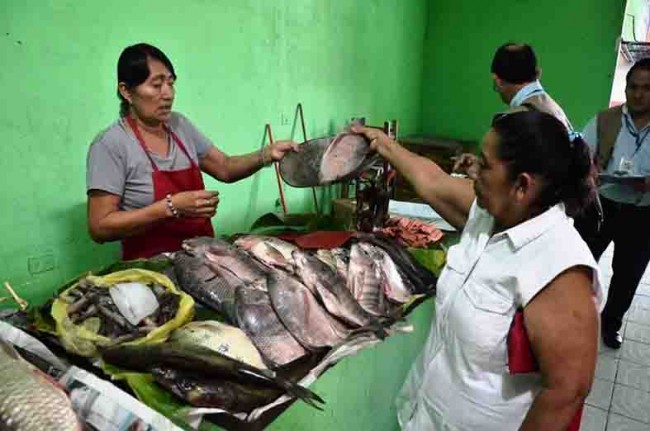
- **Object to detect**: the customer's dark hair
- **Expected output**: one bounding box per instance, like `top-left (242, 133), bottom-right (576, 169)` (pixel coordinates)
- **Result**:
top-left (491, 111), bottom-right (593, 216)
top-left (117, 43), bottom-right (176, 117)
top-left (626, 57), bottom-right (650, 82)
top-left (491, 43), bottom-right (537, 84)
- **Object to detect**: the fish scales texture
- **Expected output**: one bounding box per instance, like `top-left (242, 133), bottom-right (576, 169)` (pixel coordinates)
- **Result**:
top-left (0, 341), bottom-right (80, 431)
top-left (173, 252), bottom-right (238, 322)
top-left (267, 271), bottom-right (349, 349)
top-left (204, 245), bottom-right (269, 290)
top-left (170, 321), bottom-right (267, 369)
top-left (235, 286), bottom-right (307, 367)
top-left (293, 250), bottom-right (374, 327)
top-left (348, 244), bottom-right (388, 316)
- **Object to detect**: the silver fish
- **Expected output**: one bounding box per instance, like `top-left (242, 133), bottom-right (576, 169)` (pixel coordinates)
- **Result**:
top-left (315, 248), bottom-right (350, 283)
top-left (348, 243), bottom-right (388, 316)
top-left (184, 237), bottom-right (269, 290)
top-left (234, 235), bottom-right (293, 272)
top-left (234, 286), bottom-right (307, 367)
top-left (0, 340), bottom-right (81, 431)
top-left (267, 271), bottom-right (349, 349)
top-left (358, 242), bottom-right (412, 304)
top-left (293, 250), bottom-right (375, 327)
top-left (173, 251), bottom-right (238, 322)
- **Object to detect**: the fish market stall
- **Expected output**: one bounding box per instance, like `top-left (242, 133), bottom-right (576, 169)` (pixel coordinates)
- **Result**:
top-left (0, 127), bottom-right (452, 430)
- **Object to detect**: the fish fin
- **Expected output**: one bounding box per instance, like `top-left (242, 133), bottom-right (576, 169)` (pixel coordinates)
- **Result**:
top-left (349, 322), bottom-right (387, 340)
top-left (284, 383), bottom-right (326, 409)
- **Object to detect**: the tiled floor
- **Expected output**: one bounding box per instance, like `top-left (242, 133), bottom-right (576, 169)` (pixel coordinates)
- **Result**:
top-left (583, 244), bottom-right (650, 430)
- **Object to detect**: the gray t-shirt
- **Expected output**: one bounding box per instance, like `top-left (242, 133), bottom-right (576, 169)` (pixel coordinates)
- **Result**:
top-left (86, 112), bottom-right (213, 211)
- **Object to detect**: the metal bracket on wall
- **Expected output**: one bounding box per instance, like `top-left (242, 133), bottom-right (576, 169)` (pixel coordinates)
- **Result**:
top-left (294, 103), bottom-right (320, 214)
top-left (263, 123), bottom-right (288, 216)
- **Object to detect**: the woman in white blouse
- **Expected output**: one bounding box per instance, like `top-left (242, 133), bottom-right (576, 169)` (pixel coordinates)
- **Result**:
top-left (355, 111), bottom-right (601, 431)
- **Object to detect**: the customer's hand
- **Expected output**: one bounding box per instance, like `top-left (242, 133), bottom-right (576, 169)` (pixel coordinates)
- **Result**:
top-left (453, 153), bottom-right (479, 180)
top-left (350, 125), bottom-right (392, 151)
top-left (171, 190), bottom-right (219, 218)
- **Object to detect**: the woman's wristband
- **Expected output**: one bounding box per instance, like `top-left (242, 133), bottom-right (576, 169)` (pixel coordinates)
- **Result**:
top-left (165, 194), bottom-right (180, 218)
top-left (259, 147), bottom-right (272, 167)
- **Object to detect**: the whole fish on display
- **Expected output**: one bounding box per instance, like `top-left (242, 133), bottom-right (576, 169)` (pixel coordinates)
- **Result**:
top-left (151, 367), bottom-right (283, 412)
top-left (348, 243), bottom-right (388, 316)
top-left (173, 251), bottom-right (238, 323)
top-left (234, 286), bottom-right (308, 367)
top-left (292, 249), bottom-right (376, 328)
top-left (101, 342), bottom-right (324, 409)
top-left (267, 271), bottom-right (349, 349)
top-left (0, 339), bottom-right (81, 431)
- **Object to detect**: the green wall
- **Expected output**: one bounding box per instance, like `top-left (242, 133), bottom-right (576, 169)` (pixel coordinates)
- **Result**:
top-left (0, 0), bottom-right (427, 305)
top-left (420, 0), bottom-right (626, 144)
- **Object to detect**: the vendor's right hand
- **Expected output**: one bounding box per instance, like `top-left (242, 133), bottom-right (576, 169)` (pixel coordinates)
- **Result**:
top-left (171, 190), bottom-right (219, 218)
top-left (452, 153), bottom-right (479, 179)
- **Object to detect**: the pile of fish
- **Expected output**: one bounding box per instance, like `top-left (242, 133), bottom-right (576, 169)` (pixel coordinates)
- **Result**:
top-left (173, 234), bottom-right (436, 369)
top-left (61, 278), bottom-right (180, 344)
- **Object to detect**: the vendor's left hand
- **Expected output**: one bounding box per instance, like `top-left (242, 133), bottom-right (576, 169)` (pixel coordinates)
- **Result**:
top-left (267, 140), bottom-right (300, 162)
top-left (632, 176), bottom-right (650, 192)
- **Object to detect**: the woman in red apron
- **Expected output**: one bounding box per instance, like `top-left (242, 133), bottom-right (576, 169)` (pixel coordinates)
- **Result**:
top-left (86, 43), bottom-right (296, 260)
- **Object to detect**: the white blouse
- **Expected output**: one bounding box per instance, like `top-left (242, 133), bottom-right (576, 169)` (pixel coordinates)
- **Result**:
top-left (396, 200), bottom-right (602, 431)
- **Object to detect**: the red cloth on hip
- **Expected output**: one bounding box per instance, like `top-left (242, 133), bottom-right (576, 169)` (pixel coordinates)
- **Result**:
top-left (121, 117), bottom-right (214, 260)
top-left (508, 309), bottom-right (583, 431)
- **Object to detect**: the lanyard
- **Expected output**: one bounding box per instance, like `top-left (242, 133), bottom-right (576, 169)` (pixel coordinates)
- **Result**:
top-left (511, 81), bottom-right (545, 107)
top-left (623, 114), bottom-right (650, 155)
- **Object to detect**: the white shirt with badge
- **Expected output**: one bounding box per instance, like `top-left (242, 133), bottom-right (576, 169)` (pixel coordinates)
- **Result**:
top-left (582, 104), bottom-right (650, 206)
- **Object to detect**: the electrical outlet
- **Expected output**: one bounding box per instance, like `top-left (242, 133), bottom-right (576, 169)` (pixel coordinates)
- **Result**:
top-left (28, 254), bottom-right (56, 275)
top-left (280, 113), bottom-right (289, 126)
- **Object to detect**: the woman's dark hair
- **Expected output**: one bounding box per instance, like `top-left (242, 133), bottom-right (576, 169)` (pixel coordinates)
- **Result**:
top-left (491, 111), bottom-right (594, 216)
top-left (117, 43), bottom-right (176, 117)
top-left (490, 43), bottom-right (537, 84)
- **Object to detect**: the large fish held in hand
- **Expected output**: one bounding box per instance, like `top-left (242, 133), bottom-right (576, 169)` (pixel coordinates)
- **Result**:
top-left (292, 249), bottom-right (376, 328)
top-left (0, 339), bottom-right (81, 431)
top-left (267, 271), bottom-right (350, 349)
top-left (234, 286), bottom-right (308, 367)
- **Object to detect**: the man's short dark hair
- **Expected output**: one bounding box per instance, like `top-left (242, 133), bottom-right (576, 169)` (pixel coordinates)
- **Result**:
top-left (491, 43), bottom-right (538, 84)
top-left (626, 58), bottom-right (650, 82)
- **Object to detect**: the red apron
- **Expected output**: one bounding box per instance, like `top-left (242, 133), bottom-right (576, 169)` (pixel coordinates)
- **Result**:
top-left (121, 117), bottom-right (215, 260)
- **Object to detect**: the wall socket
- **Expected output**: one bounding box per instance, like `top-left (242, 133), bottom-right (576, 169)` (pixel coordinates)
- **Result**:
top-left (28, 254), bottom-right (56, 275)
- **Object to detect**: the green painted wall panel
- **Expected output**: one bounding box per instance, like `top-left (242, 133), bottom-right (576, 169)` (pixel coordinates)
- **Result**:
top-left (0, 0), bottom-right (427, 304)
top-left (420, 0), bottom-right (625, 143)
